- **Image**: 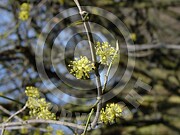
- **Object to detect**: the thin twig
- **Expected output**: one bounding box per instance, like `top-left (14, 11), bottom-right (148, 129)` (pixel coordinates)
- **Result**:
top-left (0, 95), bottom-right (23, 105)
top-left (74, 0), bottom-right (102, 129)
top-left (124, 44), bottom-right (180, 51)
top-left (102, 40), bottom-right (119, 93)
top-left (0, 105), bottom-right (49, 132)
top-left (1, 105), bottom-right (27, 135)
top-left (5, 105), bottom-right (27, 123)
top-left (0, 126), bottom-right (47, 132)
top-left (0, 119), bottom-right (86, 130)
top-left (82, 108), bottom-right (94, 135)
top-left (0, 5), bottom-right (11, 12)
top-left (0, 105), bottom-right (22, 121)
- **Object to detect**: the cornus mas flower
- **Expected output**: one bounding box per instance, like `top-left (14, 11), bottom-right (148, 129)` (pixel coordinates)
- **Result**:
top-left (56, 130), bottom-right (64, 135)
top-left (20, 3), bottom-right (30, 11)
top-left (19, 11), bottom-right (29, 21)
top-left (36, 108), bottom-right (56, 120)
top-left (130, 33), bottom-right (137, 41)
top-left (19, 3), bottom-right (30, 21)
top-left (100, 108), bottom-right (109, 124)
top-left (25, 86), bottom-right (40, 98)
top-left (100, 103), bottom-right (122, 124)
top-left (69, 56), bottom-right (94, 79)
top-left (95, 42), bottom-right (117, 65)
top-left (25, 87), bottom-right (56, 120)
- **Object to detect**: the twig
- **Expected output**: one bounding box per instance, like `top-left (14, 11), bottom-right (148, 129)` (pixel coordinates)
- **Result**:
top-left (82, 108), bottom-right (94, 135)
top-left (0, 126), bottom-right (47, 132)
top-left (0, 5), bottom-right (11, 12)
top-left (1, 105), bottom-right (27, 135)
top-left (74, 0), bottom-right (102, 129)
top-left (0, 105), bottom-right (49, 132)
top-left (0, 95), bottom-right (23, 105)
top-left (102, 40), bottom-right (119, 93)
top-left (5, 105), bottom-right (27, 123)
top-left (123, 44), bottom-right (180, 51)
top-left (81, 95), bottom-right (102, 134)
top-left (128, 50), bottom-right (154, 57)
top-left (0, 105), bottom-right (22, 121)
top-left (0, 119), bottom-right (86, 130)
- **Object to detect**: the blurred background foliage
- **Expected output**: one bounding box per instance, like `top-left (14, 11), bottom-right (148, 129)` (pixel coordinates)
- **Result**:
top-left (0, 0), bottom-right (180, 134)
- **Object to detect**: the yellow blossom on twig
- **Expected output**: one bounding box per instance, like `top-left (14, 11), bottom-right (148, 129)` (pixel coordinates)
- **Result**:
top-left (69, 56), bottom-right (94, 79)
top-left (100, 103), bottom-right (122, 124)
top-left (95, 42), bottom-right (117, 65)
top-left (19, 3), bottom-right (30, 21)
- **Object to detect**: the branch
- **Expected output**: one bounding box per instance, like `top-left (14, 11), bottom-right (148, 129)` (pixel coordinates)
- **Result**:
top-left (0, 95), bottom-right (23, 105)
top-left (0, 119), bottom-right (86, 130)
top-left (0, 5), bottom-right (11, 12)
top-left (0, 105), bottom-right (22, 121)
top-left (102, 40), bottom-right (119, 93)
top-left (1, 105), bottom-right (27, 135)
top-left (0, 105), bottom-right (48, 132)
top-left (0, 126), bottom-right (48, 132)
top-left (74, 0), bottom-right (103, 129)
top-left (82, 108), bottom-right (94, 135)
top-left (5, 105), bottom-right (27, 123)
top-left (123, 44), bottom-right (180, 51)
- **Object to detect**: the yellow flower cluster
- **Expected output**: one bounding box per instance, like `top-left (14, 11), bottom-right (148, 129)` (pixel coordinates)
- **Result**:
top-left (20, 127), bottom-right (28, 134)
top-left (130, 33), bottom-right (137, 41)
top-left (69, 56), bottom-right (94, 79)
top-left (100, 103), bottom-right (122, 124)
top-left (58, 0), bottom-right (65, 5)
top-left (95, 42), bottom-right (117, 65)
top-left (25, 86), bottom-right (40, 98)
top-left (42, 126), bottom-right (64, 135)
top-left (19, 3), bottom-right (30, 21)
top-left (25, 86), bottom-right (56, 120)
top-left (4, 130), bottom-right (10, 135)
top-left (56, 130), bottom-right (64, 135)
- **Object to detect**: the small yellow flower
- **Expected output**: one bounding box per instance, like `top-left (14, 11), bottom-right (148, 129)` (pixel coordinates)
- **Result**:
top-left (95, 42), bottom-right (117, 65)
top-left (47, 126), bottom-right (53, 132)
top-left (4, 130), bottom-right (10, 135)
top-left (25, 86), bottom-right (56, 120)
top-left (69, 56), bottom-right (94, 79)
top-left (20, 128), bottom-right (28, 134)
top-left (26, 97), bottom-right (39, 109)
top-left (33, 129), bottom-right (40, 135)
top-left (43, 133), bottom-right (51, 135)
top-left (100, 103), bottom-right (122, 124)
top-left (37, 98), bottom-right (51, 108)
top-left (25, 86), bottom-right (40, 98)
top-left (130, 33), bottom-right (137, 41)
top-left (58, 0), bottom-right (65, 5)
top-left (37, 107), bottom-right (56, 120)
top-left (100, 108), bottom-right (109, 124)
top-left (19, 11), bottom-right (29, 21)
top-left (20, 3), bottom-right (30, 11)
top-left (56, 130), bottom-right (64, 135)
top-left (19, 3), bottom-right (30, 21)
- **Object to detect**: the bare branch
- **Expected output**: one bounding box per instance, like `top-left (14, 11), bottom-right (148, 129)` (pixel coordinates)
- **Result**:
top-left (102, 40), bottom-right (119, 93)
top-left (74, 0), bottom-right (103, 129)
top-left (5, 105), bottom-right (27, 123)
top-left (123, 44), bottom-right (180, 51)
top-left (0, 126), bottom-right (47, 132)
top-left (0, 119), bottom-right (86, 130)
top-left (1, 105), bottom-right (27, 135)
top-left (0, 105), bottom-right (22, 121)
